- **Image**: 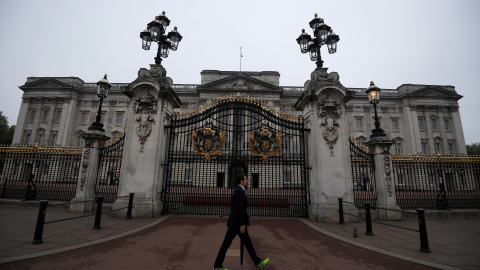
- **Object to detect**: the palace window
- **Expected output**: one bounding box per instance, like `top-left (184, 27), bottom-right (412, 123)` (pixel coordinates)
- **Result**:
top-left (51, 134), bottom-right (57, 146)
top-left (421, 143), bottom-right (427, 154)
top-left (29, 110), bottom-right (37, 122)
top-left (100, 113), bottom-right (105, 124)
top-left (434, 143), bottom-right (441, 154)
top-left (38, 134), bottom-right (45, 146)
top-left (115, 112), bottom-right (124, 125)
top-left (76, 136), bottom-right (83, 147)
top-left (418, 118), bottom-right (424, 130)
top-left (395, 143), bottom-right (402, 155)
top-left (81, 112), bottom-right (88, 124)
top-left (443, 119), bottom-right (450, 131)
top-left (392, 119), bottom-right (399, 131)
top-left (55, 110), bottom-right (62, 122)
top-left (355, 118), bottom-right (363, 130)
top-left (448, 143), bottom-right (454, 155)
top-left (282, 140), bottom-right (290, 155)
top-left (185, 168), bottom-right (193, 182)
top-left (25, 134), bottom-right (31, 145)
top-left (41, 110), bottom-right (49, 122)
top-left (431, 119), bottom-right (438, 131)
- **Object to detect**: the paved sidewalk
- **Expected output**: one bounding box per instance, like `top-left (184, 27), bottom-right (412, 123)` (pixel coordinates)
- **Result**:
top-left (0, 201), bottom-right (479, 269)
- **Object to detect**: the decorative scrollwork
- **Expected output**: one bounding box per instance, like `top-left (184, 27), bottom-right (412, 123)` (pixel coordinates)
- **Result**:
top-left (192, 123), bottom-right (225, 160)
top-left (249, 124), bottom-right (281, 162)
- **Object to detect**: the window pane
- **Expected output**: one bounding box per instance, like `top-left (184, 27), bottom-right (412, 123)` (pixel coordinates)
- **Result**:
top-left (81, 113), bottom-right (88, 124)
top-left (55, 111), bottom-right (62, 122)
top-left (42, 111), bottom-right (49, 122)
top-left (30, 110), bottom-right (36, 122)
top-left (418, 118), bottom-right (424, 130)
top-left (444, 119), bottom-right (450, 131)
top-left (38, 134), bottom-right (44, 146)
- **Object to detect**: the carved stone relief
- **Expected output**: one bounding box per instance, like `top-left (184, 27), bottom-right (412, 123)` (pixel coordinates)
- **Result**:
top-left (318, 95), bottom-right (343, 157)
top-left (227, 79), bottom-right (253, 89)
top-left (133, 91), bottom-right (159, 153)
top-left (80, 146), bottom-right (91, 191)
top-left (383, 154), bottom-right (393, 197)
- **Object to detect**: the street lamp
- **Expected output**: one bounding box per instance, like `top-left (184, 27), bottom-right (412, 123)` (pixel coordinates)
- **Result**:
top-left (88, 74), bottom-right (112, 132)
top-left (140, 11), bottom-right (183, 65)
top-left (296, 13), bottom-right (340, 68)
top-left (365, 81), bottom-right (387, 138)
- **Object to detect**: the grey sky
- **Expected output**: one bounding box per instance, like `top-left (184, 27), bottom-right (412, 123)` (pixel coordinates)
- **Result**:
top-left (0, 0), bottom-right (479, 144)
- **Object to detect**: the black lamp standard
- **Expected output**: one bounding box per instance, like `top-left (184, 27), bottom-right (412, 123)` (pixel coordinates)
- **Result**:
top-left (88, 74), bottom-right (112, 132)
top-left (296, 13), bottom-right (340, 68)
top-left (365, 81), bottom-right (387, 138)
top-left (140, 11), bottom-right (183, 65)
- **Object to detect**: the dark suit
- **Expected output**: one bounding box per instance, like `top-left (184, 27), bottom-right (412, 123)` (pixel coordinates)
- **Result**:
top-left (214, 185), bottom-right (261, 268)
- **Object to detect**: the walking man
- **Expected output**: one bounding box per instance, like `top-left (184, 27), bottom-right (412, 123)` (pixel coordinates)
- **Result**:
top-left (213, 173), bottom-right (269, 270)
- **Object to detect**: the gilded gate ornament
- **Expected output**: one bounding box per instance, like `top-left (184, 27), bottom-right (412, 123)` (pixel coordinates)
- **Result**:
top-left (192, 123), bottom-right (225, 160)
top-left (249, 124), bottom-right (281, 162)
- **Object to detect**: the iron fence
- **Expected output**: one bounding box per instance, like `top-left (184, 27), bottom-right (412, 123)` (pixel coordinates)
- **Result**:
top-left (95, 133), bottom-right (125, 203)
top-left (0, 144), bottom-right (82, 201)
top-left (349, 136), bottom-right (376, 208)
top-left (392, 154), bottom-right (480, 209)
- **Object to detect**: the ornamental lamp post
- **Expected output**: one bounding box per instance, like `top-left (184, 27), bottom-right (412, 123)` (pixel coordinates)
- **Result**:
top-left (365, 81), bottom-right (387, 138)
top-left (88, 74), bottom-right (112, 132)
top-left (296, 13), bottom-right (340, 68)
top-left (139, 11), bottom-right (183, 65)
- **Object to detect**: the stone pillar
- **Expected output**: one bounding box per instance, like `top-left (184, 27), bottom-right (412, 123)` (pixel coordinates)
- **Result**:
top-left (366, 138), bottom-right (401, 220)
top-left (112, 64), bottom-right (181, 217)
top-left (70, 131), bottom-right (109, 213)
top-left (295, 68), bottom-right (357, 222)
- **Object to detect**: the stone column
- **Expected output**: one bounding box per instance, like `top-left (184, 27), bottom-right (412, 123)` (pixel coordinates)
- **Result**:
top-left (451, 107), bottom-right (467, 154)
top-left (70, 131), bottom-right (109, 213)
top-left (366, 138), bottom-right (401, 220)
top-left (295, 68), bottom-right (357, 222)
top-left (112, 64), bottom-right (181, 217)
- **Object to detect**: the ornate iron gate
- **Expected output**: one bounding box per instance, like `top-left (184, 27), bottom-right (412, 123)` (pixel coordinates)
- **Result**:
top-left (349, 135), bottom-right (376, 208)
top-left (163, 94), bottom-right (308, 217)
top-left (95, 133), bottom-right (125, 203)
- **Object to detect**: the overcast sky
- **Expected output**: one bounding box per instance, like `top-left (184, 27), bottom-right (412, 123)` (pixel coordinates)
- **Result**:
top-left (0, 0), bottom-right (479, 144)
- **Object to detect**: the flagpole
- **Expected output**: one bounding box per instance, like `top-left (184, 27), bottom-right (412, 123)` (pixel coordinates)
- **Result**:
top-left (240, 47), bottom-right (242, 72)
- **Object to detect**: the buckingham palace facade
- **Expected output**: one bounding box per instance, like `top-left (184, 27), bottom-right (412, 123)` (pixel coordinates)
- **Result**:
top-left (12, 69), bottom-right (467, 155)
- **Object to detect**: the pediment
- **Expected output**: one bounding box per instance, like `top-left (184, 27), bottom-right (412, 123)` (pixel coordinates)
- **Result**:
top-left (402, 86), bottom-right (462, 99)
top-left (196, 74), bottom-right (283, 91)
top-left (20, 78), bottom-right (76, 90)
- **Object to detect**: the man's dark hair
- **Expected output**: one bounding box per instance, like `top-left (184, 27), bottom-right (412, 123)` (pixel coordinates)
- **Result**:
top-left (236, 173), bottom-right (246, 184)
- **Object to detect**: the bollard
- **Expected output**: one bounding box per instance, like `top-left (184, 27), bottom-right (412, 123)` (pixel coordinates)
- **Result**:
top-left (32, 200), bottom-right (49, 244)
top-left (365, 202), bottom-right (373, 236)
top-left (417, 208), bottom-right (431, 253)
top-left (338, 198), bottom-right (345, 224)
top-left (126, 193), bottom-right (134, 219)
top-left (92, 196), bottom-right (104, 230)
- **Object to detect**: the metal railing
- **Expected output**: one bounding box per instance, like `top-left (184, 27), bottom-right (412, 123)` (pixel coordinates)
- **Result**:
top-left (32, 193), bottom-right (134, 244)
top-left (338, 198), bottom-right (430, 253)
top-left (392, 154), bottom-right (480, 209)
top-left (0, 144), bottom-right (82, 201)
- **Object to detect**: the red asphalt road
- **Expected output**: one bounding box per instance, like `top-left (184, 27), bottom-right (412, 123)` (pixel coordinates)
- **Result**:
top-left (2, 216), bottom-right (435, 270)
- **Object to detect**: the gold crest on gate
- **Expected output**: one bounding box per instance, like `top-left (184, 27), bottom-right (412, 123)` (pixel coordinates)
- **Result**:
top-left (249, 124), bottom-right (281, 162)
top-left (193, 123), bottom-right (225, 160)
